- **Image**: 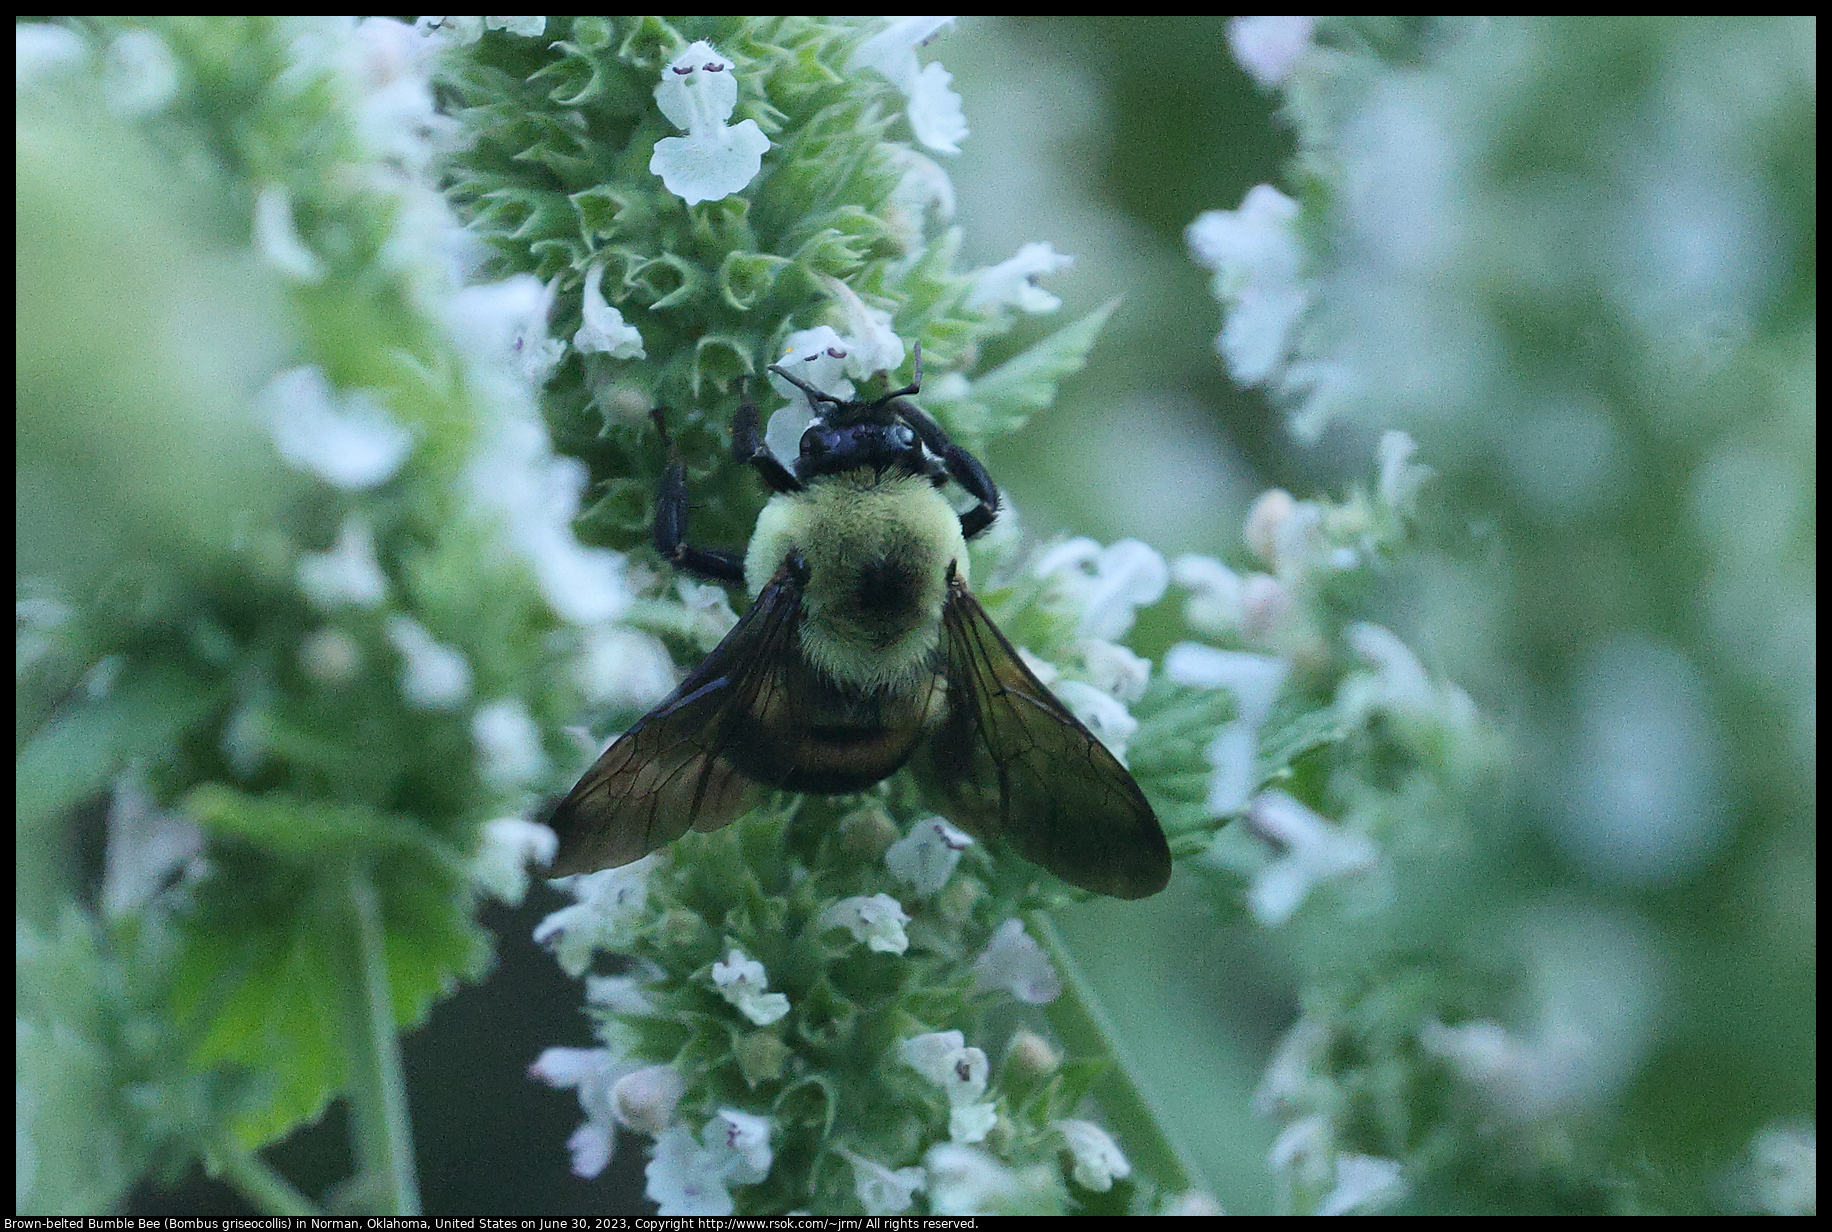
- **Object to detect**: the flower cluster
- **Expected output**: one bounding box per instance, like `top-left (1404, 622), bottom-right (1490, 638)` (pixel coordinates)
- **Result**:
top-left (1181, 13), bottom-right (1815, 1215)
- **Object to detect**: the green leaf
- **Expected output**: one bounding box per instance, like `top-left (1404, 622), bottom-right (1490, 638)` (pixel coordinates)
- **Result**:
top-left (950, 298), bottom-right (1120, 438)
top-left (16, 662), bottom-right (219, 832)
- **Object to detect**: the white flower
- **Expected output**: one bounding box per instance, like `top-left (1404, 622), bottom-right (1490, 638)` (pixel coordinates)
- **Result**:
top-left (818, 893), bottom-right (912, 955)
top-left (299, 627), bottom-right (363, 685)
top-left (848, 18), bottom-right (968, 155)
top-left (1417, 1016), bottom-right (1595, 1124)
top-left (585, 965), bottom-right (661, 1017)
top-left (16, 24), bottom-right (89, 89)
top-left (1267, 1114), bottom-right (1334, 1190)
top-left (814, 272), bottom-right (906, 378)
top-left (470, 816), bottom-right (556, 905)
top-left (1239, 791), bottom-right (1378, 927)
top-left (1051, 679), bottom-right (1138, 763)
top-left (444, 273), bottom-right (565, 386)
top-left (572, 262), bottom-right (646, 358)
top-left (297, 516), bottom-right (389, 609)
top-left (1339, 624), bottom-right (1479, 754)
top-left (702, 1109), bottom-right (773, 1186)
top-left (529, 1046), bottom-right (632, 1179)
top-left (1172, 553), bottom-right (1246, 634)
top-left (472, 698), bottom-right (548, 791)
top-left (384, 615), bottom-right (472, 709)
top-left (253, 185), bottom-right (324, 284)
top-left (1035, 537), bottom-right (1169, 641)
top-left (611, 1064), bottom-right (685, 1137)
top-left (1079, 638), bottom-right (1151, 704)
top-left (1316, 1153), bottom-right (1408, 1216)
top-left (344, 18), bottom-right (457, 175)
top-left (1053, 1120), bottom-right (1131, 1192)
top-left (711, 949), bottom-right (791, 1026)
top-left (101, 766), bottom-right (203, 918)
top-left (262, 366), bottom-right (414, 490)
top-left (576, 625), bottom-right (677, 712)
top-left (837, 1145), bottom-right (926, 1215)
top-left (924, 1143), bottom-right (1052, 1216)
top-left (649, 41), bottom-right (771, 206)
top-left (1251, 1015), bottom-right (1332, 1118)
top-left (101, 28), bottom-right (178, 116)
top-left (1226, 16), bottom-right (1317, 88)
top-left (884, 144), bottom-right (957, 247)
top-left (1203, 723), bottom-right (1258, 818)
top-left (485, 17), bottom-right (547, 38)
top-left (972, 918), bottom-right (1060, 1005)
top-left (1747, 1123), bottom-right (1816, 1217)
top-left (967, 241), bottom-right (1075, 314)
top-left (885, 817), bottom-right (975, 896)
top-left (414, 16), bottom-right (483, 46)
top-left (900, 1031), bottom-right (996, 1143)
top-left (1164, 645), bottom-right (1288, 726)
top-left (676, 578), bottom-right (739, 648)
top-left (1376, 430), bottom-right (1431, 513)
top-left (468, 412), bottom-right (635, 626)
top-left (1242, 488), bottom-right (1296, 568)
top-left (535, 857), bottom-right (656, 976)
top-left (1188, 184), bottom-right (1310, 386)
top-left (765, 326), bottom-right (858, 462)
top-left (646, 1124), bottom-right (735, 1216)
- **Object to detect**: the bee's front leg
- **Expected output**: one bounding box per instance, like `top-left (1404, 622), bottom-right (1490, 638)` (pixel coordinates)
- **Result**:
top-left (651, 407), bottom-right (747, 584)
top-left (895, 401), bottom-right (1001, 540)
top-left (731, 399), bottom-right (804, 494)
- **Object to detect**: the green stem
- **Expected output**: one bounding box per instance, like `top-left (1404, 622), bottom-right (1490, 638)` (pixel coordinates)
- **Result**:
top-left (336, 862), bottom-right (422, 1215)
top-left (211, 1139), bottom-right (319, 1216)
top-left (1025, 909), bottom-right (1210, 1201)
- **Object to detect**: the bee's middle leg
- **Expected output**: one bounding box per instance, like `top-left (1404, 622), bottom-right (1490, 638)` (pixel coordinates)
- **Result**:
top-left (650, 408), bottom-right (746, 584)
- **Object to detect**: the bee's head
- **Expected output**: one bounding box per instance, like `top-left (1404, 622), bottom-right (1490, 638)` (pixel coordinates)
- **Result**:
top-left (771, 342), bottom-right (929, 483)
top-left (793, 416), bottom-right (924, 480)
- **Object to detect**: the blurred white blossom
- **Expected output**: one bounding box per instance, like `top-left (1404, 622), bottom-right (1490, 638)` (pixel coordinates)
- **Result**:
top-left (967, 241), bottom-right (1074, 314)
top-left (972, 918), bottom-right (1060, 1005)
top-left (1053, 1120), bottom-right (1131, 1192)
top-left (1189, 184), bottom-right (1310, 386)
top-left (848, 17), bottom-right (968, 155)
top-left (837, 1145), bottom-right (926, 1215)
top-left (1227, 16), bottom-right (1317, 88)
top-left (297, 516), bottom-right (389, 609)
top-left (262, 366), bottom-right (414, 490)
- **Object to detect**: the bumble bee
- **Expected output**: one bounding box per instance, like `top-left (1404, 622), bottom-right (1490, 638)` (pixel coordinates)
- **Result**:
top-left (547, 347), bottom-right (1170, 899)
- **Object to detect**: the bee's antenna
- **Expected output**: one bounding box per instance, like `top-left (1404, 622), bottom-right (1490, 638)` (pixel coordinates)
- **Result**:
top-left (870, 340), bottom-right (923, 408)
top-left (767, 362), bottom-right (845, 413)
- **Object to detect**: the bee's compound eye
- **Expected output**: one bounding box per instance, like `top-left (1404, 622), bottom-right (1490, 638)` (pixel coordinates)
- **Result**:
top-left (890, 424), bottom-right (916, 449)
top-left (800, 426), bottom-right (831, 456)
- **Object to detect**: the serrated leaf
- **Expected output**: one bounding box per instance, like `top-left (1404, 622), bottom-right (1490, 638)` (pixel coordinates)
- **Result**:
top-left (169, 834), bottom-right (490, 1149)
top-left (16, 662), bottom-right (219, 831)
top-left (955, 298), bottom-right (1120, 438)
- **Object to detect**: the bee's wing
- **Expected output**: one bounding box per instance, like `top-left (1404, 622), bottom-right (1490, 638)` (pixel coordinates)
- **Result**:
top-left (926, 577), bottom-right (1171, 899)
top-left (546, 568), bottom-right (802, 877)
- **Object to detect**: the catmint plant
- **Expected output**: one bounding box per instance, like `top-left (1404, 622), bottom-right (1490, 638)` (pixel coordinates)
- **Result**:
top-left (1173, 14), bottom-right (1814, 1217)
